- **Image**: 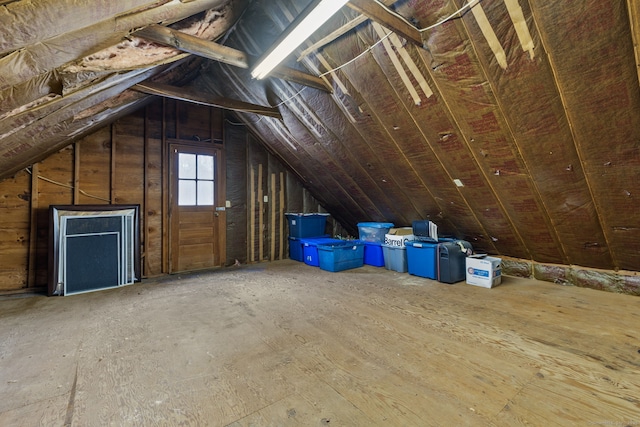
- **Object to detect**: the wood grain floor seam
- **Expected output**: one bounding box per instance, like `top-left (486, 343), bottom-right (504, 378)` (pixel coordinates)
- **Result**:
top-left (493, 368), bottom-right (544, 421)
top-left (223, 394), bottom-right (294, 426)
top-left (63, 364), bottom-right (78, 427)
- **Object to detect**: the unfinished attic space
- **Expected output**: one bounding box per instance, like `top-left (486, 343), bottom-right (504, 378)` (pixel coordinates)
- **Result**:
top-left (1, 0), bottom-right (640, 424)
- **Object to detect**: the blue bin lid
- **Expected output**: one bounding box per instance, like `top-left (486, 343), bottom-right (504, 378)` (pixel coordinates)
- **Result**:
top-left (356, 240), bottom-right (382, 247)
top-left (357, 222), bottom-right (394, 228)
top-left (405, 240), bottom-right (438, 248)
top-left (285, 212), bottom-right (330, 217)
top-left (301, 237), bottom-right (341, 247)
top-left (317, 240), bottom-right (363, 249)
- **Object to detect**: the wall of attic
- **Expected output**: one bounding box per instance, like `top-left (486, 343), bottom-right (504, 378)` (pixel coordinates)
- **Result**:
top-left (0, 99), bottom-right (333, 295)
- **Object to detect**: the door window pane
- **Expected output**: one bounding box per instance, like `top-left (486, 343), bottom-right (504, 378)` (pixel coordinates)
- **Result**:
top-left (197, 181), bottom-right (214, 205)
top-left (178, 180), bottom-right (196, 206)
top-left (197, 155), bottom-right (214, 180)
top-left (178, 153), bottom-right (196, 179)
top-left (177, 152), bottom-right (215, 206)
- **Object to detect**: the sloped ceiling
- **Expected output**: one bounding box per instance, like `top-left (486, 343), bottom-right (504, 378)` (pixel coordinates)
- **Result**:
top-left (1, 0), bottom-right (640, 272)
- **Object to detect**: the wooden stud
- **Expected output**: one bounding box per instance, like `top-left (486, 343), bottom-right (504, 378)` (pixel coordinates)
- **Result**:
top-left (162, 99), bottom-right (169, 273)
top-left (73, 143), bottom-right (80, 204)
top-left (270, 173), bottom-right (276, 261)
top-left (27, 163), bottom-right (39, 288)
top-left (279, 172), bottom-right (285, 261)
top-left (110, 123), bottom-right (117, 203)
top-left (176, 100), bottom-right (181, 141)
top-left (143, 106), bottom-right (150, 277)
top-left (250, 167), bottom-right (256, 263)
top-left (258, 163), bottom-right (264, 262)
top-left (212, 107), bottom-right (227, 266)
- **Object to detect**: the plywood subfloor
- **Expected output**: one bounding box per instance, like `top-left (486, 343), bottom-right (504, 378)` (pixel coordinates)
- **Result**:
top-left (1, 260), bottom-right (639, 426)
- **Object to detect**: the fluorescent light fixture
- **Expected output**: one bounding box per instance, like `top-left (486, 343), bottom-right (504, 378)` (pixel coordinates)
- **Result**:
top-left (251, 0), bottom-right (349, 80)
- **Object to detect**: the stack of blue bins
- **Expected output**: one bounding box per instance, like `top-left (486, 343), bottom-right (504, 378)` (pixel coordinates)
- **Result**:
top-left (357, 222), bottom-right (394, 267)
top-left (286, 213), bottom-right (331, 263)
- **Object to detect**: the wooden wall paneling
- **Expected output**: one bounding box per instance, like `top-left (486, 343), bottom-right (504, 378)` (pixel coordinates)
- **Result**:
top-left (113, 112), bottom-right (146, 276)
top-left (302, 187), bottom-right (316, 213)
top-left (169, 144), bottom-right (178, 273)
top-left (286, 171), bottom-right (304, 214)
top-left (78, 127), bottom-right (111, 205)
top-left (110, 123), bottom-right (117, 203)
top-left (35, 146), bottom-right (74, 286)
top-left (213, 111), bottom-right (227, 266)
top-left (258, 163), bottom-right (264, 262)
top-left (141, 99), bottom-right (165, 276)
top-left (27, 164), bottom-right (39, 288)
top-left (113, 116), bottom-right (145, 205)
top-left (0, 171), bottom-right (31, 291)
top-left (143, 131), bottom-right (163, 276)
top-left (0, 100), bottom-right (348, 293)
top-left (248, 134), bottom-right (270, 263)
top-left (143, 106), bottom-right (150, 277)
top-left (212, 108), bottom-right (223, 143)
top-left (250, 166), bottom-right (256, 263)
top-left (73, 143), bottom-right (80, 204)
top-left (162, 99), bottom-right (169, 273)
top-left (267, 155), bottom-right (284, 261)
top-left (270, 172), bottom-right (276, 261)
top-left (279, 172), bottom-right (285, 261)
top-left (177, 103), bottom-right (211, 142)
top-left (224, 116), bottom-right (248, 266)
top-left (175, 101), bottom-right (181, 142)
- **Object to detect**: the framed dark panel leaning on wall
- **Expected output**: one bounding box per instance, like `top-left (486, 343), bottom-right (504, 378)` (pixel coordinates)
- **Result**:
top-left (48, 205), bottom-right (141, 296)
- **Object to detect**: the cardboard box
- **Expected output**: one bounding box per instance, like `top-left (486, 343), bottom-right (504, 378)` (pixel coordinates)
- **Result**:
top-left (384, 227), bottom-right (414, 247)
top-left (466, 255), bottom-right (502, 288)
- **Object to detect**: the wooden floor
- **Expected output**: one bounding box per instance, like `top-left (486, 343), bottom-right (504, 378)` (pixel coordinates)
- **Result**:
top-left (1, 261), bottom-right (639, 426)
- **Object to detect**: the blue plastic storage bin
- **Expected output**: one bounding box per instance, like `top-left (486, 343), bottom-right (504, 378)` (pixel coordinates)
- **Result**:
top-left (357, 222), bottom-right (395, 243)
top-left (288, 237), bottom-right (304, 262)
top-left (317, 241), bottom-right (364, 272)
top-left (286, 213), bottom-right (330, 238)
top-left (362, 241), bottom-right (384, 267)
top-left (302, 237), bottom-right (342, 267)
top-left (405, 241), bottom-right (438, 279)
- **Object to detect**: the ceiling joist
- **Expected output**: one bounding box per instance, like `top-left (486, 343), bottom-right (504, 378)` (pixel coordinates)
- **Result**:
top-left (133, 82), bottom-right (282, 119)
top-left (134, 24), bottom-right (332, 93)
top-left (347, 0), bottom-right (423, 47)
top-left (134, 24), bottom-right (248, 68)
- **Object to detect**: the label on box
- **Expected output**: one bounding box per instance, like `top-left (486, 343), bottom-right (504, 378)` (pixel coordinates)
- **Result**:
top-left (468, 267), bottom-right (490, 278)
top-left (384, 233), bottom-right (414, 247)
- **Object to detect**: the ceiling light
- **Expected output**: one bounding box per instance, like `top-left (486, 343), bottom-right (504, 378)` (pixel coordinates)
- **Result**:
top-left (251, 0), bottom-right (348, 80)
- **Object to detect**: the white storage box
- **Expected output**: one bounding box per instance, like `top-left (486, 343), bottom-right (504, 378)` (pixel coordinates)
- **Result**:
top-left (384, 227), bottom-right (414, 248)
top-left (466, 255), bottom-right (502, 288)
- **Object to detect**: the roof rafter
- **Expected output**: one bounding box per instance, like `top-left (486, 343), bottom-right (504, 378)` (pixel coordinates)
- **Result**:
top-left (133, 24), bottom-right (332, 93)
top-left (346, 0), bottom-right (423, 47)
top-left (133, 81), bottom-right (282, 119)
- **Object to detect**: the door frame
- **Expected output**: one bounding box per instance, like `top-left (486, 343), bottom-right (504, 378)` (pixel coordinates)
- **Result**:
top-left (168, 142), bottom-right (226, 273)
